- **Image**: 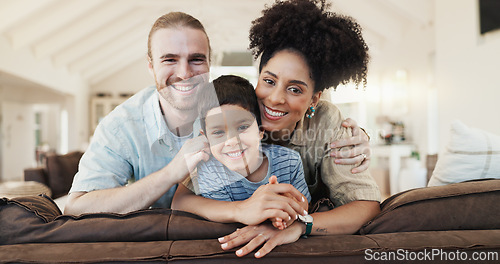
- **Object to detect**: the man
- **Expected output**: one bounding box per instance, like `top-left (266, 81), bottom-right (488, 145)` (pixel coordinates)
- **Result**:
top-left (65, 12), bottom-right (212, 214)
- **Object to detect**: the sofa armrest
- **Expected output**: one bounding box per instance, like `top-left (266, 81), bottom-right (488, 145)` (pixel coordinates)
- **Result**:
top-left (359, 179), bottom-right (500, 234)
top-left (24, 167), bottom-right (49, 187)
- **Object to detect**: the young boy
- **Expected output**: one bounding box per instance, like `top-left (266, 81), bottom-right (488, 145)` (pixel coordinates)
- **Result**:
top-left (187, 75), bottom-right (310, 229)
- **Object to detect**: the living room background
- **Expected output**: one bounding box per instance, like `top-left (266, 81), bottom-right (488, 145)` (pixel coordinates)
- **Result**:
top-left (0, 0), bottom-right (499, 194)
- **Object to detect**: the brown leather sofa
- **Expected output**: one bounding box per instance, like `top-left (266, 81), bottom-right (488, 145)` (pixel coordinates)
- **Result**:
top-left (1, 179), bottom-right (499, 263)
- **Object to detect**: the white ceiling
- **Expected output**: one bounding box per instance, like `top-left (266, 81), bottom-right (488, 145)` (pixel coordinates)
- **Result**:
top-left (0, 0), bottom-right (433, 87)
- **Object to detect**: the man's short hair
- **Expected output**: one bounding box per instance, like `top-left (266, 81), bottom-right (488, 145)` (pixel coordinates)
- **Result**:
top-left (147, 12), bottom-right (211, 61)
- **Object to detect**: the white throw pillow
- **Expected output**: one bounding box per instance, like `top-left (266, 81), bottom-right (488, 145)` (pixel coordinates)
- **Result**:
top-left (428, 120), bottom-right (500, 186)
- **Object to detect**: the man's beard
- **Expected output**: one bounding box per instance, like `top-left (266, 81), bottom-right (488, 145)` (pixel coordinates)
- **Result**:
top-left (157, 81), bottom-right (196, 110)
top-left (156, 73), bottom-right (210, 111)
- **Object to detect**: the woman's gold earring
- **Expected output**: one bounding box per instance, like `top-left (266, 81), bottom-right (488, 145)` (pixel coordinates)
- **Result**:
top-left (306, 106), bottom-right (315, 119)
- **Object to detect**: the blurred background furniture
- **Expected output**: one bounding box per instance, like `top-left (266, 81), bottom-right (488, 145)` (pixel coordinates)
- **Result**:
top-left (0, 181), bottom-right (51, 199)
top-left (372, 144), bottom-right (416, 195)
top-left (23, 151), bottom-right (83, 199)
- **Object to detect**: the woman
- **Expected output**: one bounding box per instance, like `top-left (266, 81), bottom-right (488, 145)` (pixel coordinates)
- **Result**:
top-left (216, 0), bottom-right (381, 257)
top-left (172, 0), bottom-right (380, 258)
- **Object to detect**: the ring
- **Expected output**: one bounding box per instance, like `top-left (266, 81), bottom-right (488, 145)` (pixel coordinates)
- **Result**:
top-left (361, 153), bottom-right (367, 160)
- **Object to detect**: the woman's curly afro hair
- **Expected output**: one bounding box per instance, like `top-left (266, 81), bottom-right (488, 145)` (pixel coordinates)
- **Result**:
top-left (249, 0), bottom-right (369, 92)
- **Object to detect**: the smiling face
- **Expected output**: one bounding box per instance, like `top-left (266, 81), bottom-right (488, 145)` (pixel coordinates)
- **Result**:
top-left (148, 27), bottom-right (210, 110)
top-left (255, 50), bottom-right (321, 137)
top-left (204, 104), bottom-right (264, 176)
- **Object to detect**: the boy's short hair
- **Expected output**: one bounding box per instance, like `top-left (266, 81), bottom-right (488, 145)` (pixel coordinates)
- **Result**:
top-left (198, 75), bottom-right (262, 133)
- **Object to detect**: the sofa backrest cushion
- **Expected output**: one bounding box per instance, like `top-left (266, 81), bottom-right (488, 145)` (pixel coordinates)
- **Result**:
top-left (359, 179), bottom-right (500, 234)
top-left (0, 195), bottom-right (241, 245)
top-left (45, 151), bottom-right (83, 198)
top-left (428, 120), bottom-right (500, 186)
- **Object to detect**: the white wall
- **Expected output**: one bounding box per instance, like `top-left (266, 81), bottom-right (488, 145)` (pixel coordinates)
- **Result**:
top-left (66, 88), bottom-right (90, 152)
top-left (369, 21), bottom-right (435, 155)
top-left (358, 0), bottom-right (500, 159)
top-left (1, 102), bottom-right (35, 181)
top-left (91, 58), bottom-right (152, 96)
top-left (0, 34), bottom-right (90, 181)
top-left (0, 34), bottom-right (90, 153)
top-left (435, 0), bottom-right (500, 153)
top-left (3, 0), bottom-right (499, 183)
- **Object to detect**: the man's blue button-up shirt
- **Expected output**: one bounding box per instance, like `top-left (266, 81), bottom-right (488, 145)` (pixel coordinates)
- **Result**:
top-left (70, 85), bottom-right (200, 208)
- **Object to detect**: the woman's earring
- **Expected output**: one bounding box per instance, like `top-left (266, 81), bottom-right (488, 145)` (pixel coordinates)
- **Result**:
top-left (306, 106), bottom-right (316, 119)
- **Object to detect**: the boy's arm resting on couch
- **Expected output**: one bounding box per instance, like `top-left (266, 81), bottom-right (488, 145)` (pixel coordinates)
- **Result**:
top-left (171, 183), bottom-right (307, 225)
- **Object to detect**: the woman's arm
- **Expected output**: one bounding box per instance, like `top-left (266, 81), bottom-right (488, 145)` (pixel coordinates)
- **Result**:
top-left (218, 109), bottom-right (381, 257)
top-left (171, 183), bottom-right (308, 225)
top-left (218, 200), bottom-right (380, 258)
top-left (307, 200), bottom-right (379, 235)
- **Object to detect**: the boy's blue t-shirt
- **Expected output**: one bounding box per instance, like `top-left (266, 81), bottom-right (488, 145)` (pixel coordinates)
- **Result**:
top-left (196, 144), bottom-right (311, 202)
